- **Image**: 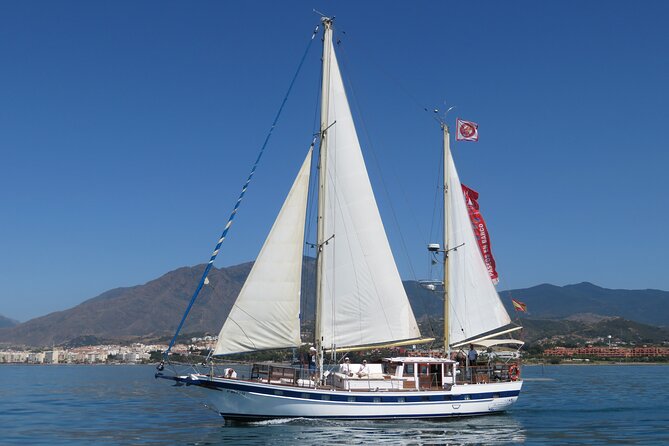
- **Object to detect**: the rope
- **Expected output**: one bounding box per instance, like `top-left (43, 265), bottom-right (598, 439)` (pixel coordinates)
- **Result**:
top-left (164, 24), bottom-right (320, 359)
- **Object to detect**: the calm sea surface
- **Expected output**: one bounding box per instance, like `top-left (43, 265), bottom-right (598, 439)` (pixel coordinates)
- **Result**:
top-left (1, 364), bottom-right (667, 445)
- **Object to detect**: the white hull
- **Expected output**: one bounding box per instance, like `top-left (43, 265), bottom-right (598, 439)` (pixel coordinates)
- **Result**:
top-left (181, 374), bottom-right (522, 421)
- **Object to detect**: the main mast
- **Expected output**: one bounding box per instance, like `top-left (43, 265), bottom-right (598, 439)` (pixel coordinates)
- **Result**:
top-left (315, 17), bottom-right (333, 379)
top-left (442, 124), bottom-right (451, 355)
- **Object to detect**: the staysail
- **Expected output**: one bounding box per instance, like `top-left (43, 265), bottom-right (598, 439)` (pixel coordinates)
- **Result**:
top-left (446, 151), bottom-right (514, 347)
top-left (319, 38), bottom-right (422, 351)
top-left (213, 149), bottom-right (313, 355)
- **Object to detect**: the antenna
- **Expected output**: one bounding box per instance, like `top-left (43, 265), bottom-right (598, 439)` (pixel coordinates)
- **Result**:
top-left (443, 105), bottom-right (456, 120)
top-left (430, 104), bottom-right (456, 126)
top-left (313, 9), bottom-right (333, 21)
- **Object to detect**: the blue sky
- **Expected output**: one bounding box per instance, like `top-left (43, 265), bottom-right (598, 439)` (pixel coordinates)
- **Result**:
top-left (2, 1), bottom-right (668, 321)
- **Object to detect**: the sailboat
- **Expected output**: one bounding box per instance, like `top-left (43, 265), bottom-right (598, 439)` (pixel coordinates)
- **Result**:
top-left (156, 17), bottom-right (523, 421)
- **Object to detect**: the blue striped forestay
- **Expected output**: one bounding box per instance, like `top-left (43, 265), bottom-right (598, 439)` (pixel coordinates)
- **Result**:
top-left (164, 25), bottom-right (321, 359)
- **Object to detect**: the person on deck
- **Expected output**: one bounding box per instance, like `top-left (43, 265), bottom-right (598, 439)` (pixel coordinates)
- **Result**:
top-left (468, 345), bottom-right (478, 366)
top-left (309, 347), bottom-right (317, 375)
top-left (342, 357), bottom-right (353, 376)
top-left (357, 360), bottom-right (369, 378)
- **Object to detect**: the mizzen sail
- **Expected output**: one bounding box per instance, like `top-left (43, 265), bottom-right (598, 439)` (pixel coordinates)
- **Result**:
top-left (447, 152), bottom-right (513, 347)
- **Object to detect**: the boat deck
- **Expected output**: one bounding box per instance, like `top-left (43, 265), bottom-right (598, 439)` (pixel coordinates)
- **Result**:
top-left (205, 362), bottom-right (522, 392)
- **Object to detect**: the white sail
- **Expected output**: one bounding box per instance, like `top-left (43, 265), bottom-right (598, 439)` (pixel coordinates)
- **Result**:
top-left (319, 39), bottom-right (422, 350)
top-left (213, 149), bottom-right (312, 355)
top-left (447, 152), bottom-right (512, 347)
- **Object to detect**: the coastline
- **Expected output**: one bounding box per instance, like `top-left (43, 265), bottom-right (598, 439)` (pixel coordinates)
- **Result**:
top-left (523, 361), bottom-right (669, 366)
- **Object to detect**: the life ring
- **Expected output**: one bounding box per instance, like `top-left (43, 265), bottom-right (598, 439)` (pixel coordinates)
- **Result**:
top-left (508, 364), bottom-right (520, 381)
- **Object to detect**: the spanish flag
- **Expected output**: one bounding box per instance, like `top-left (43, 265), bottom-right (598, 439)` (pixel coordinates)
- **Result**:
top-left (511, 298), bottom-right (527, 313)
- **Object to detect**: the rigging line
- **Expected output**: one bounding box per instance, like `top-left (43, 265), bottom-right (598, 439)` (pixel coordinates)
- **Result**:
top-left (303, 152), bottom-right (318, 328)
top-left (335, 64), bottom-right (434, 354)
top-left (336, 43), bottom-right (413, 343)
top-left (332, 27), bottom-right (449, 257)
top-left (302, 51), bottom-right (323, 333)
top-left (340, 27), bottom-right (440, 120)
top-left (335, 26), bottom-right (446, 140)
top-left (336, 42), bottom-right (420, 283)
top-left (422, 141), bottom-right (444, 342)
top-left (164, 24), bottom-right (320, 359)
top-left (358, 38), bottom-right (448, 246)
top-left (428, 141), bottom-right (444, 281)
top-left (302, 63), bottom-right (323, 331)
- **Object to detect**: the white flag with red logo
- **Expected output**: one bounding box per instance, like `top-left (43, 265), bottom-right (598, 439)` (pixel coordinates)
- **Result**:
top-left (456, 118), bottom-right (479, 141)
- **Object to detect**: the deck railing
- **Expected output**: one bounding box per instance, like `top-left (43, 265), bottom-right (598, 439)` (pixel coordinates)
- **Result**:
top-left (250, 363), bottom-right (315, 387)
top-left (458, 363), bottom-right (521, 384)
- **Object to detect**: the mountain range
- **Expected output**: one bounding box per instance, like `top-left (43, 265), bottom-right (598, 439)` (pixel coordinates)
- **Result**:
top-left (0, 260), bottom-right (667, 348)
top-left (499, 282), bottom-right (669, 327)
top-left (0, 315), bottom-right (19, 329)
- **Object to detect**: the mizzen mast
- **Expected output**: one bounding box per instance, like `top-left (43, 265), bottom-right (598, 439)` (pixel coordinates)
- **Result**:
top-left (442, 124), bottom-right (451, 355)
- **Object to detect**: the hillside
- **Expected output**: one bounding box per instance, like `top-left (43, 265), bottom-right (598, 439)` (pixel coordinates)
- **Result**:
top-left (1, 260), bottom-right (667, 348)
top-left (0, 314), bottom-right (19, 329)
top-left (498, 282), bottom-right (669, 327)
top-left (518, 317), bottom-right (669, 345)
top-left (0, 264), bottom-right (251, 347)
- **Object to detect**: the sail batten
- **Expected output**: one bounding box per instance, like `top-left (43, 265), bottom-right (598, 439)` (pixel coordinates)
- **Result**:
top-left (213, 149), bottom-right (313, 356)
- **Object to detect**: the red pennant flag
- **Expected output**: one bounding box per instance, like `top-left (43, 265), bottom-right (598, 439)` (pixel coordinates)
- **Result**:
top-left (511, 298), bottom-right (527, 312)
top-left (462, 184), bottom-right (499, 284)
top-left (456, 118), bottom-right (479, 141)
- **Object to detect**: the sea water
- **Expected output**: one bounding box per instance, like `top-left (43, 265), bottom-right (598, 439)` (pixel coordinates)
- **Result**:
top-left (1, 364), bottom-right (667, 445)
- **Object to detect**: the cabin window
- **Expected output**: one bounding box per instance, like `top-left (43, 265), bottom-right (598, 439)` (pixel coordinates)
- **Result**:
top-left (348, 396), bottom-right (356, 402)
top-left (301, 393), bottom-right (310, 399)
top-left (493, 393), bottom-right (500, 399)
top-left (274, 390), bottom-right (283, 396)
top-left (397, 397), bottom-right (405, 403)
top-left (385, 364), bottom-right (398, 375)
top-left (404, 364), bottom-right (414, 376)
top-left (464, 395), bottom-right (471, 400)
top-left (321, 395), bottom-right (330, 401)
top-left (373, 397), bottom-right (381, 403)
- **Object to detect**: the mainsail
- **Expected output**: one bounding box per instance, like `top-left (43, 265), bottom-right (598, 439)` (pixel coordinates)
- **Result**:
top-left (213, 149), bottom-right (313, 355)
top-left (319, 38), bottom-right (422, 351)
top-left (446, 151), bottom-right (513, 347)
